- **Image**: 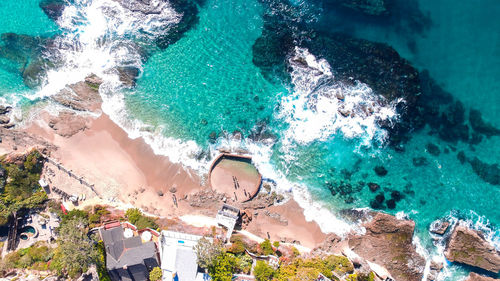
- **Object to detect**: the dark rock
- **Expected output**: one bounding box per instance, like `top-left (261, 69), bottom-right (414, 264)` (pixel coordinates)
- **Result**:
top-left (201, 119), bottom-right (208, 126)
top-left (426, 143), bottom-right (440, 156)
top-left (157, 190), bottom-right (164, 196)
top-left (445, 224), bottom-right (500, 273)
top-left (469, 109), bottom-right (500, 137)
top-left (390, 191), bottom-right (402, 202)
top-left (368, 182), bottom-right (380, 192)
top-left (116, 66), bottom-right (140, 87)
top-left (0, 105), bottom-right (12, 115)
top-left (386, 199), bottom-right (396, 209)
top-left (208, 131), bottom-right (217, 143)
top-left (154, 0), bottom-right (200, 49)
top-left (457, 151), bottom-right (467, 164)
top-left (412, 157), bottom-right (428, 167)
top-left (375, 193), bottom-right (385, 204)
top-left (468, 157), bottom-right (500, 186)
top-left (429, 220), bottom-right (450, 235)
top-left (370, 199), bottom-right (384, 209)
top-left (345, 196), bottom-right (355, 204)
top-left (39, 0), bottom-right (66, 21)
top-left (374, 165), bottom-right (388, 176)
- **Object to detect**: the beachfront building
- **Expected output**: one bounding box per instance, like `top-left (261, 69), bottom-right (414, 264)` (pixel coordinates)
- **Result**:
top-left (215, 204), bottom-right (240, 241)
top-left (99, 221), bottom-right (160, 281)
top-left (159, 230), bottom-right (210, 281)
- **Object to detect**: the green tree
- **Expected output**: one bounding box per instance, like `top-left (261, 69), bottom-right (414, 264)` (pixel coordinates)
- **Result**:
top-left (125, 208), bottom-right (158, 229)
top-left (149, 266), bottom-right (163, 281)
top-left (259, 239), bottom-right (274, 255)
top-left (253, 260), bottom-right (275, 281)
top-left (194, 237), bottom-right (223, 269)
top-left (50, 216), bottom-right (98, 278)
top-left (208, 252), bottom-right (235, 281)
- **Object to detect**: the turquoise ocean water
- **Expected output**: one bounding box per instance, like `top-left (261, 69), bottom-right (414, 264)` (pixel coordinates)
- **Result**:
top-left (0, 0), bottom-right (499, 279)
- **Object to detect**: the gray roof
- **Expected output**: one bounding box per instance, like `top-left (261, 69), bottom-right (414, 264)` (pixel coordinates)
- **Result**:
top-left (175, 248), bottom-right (199, 281)
top-left (100, 226), bottom-right (159, 281)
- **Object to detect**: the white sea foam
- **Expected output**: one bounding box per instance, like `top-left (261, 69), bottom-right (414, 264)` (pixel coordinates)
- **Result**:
top-left (26, 0), bottom-right (180, 101)
top-left (279, 47), bottom-right (398, 148)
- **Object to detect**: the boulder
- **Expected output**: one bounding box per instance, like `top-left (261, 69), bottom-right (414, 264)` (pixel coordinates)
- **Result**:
top-left (116, 66), bottom-right (140, 87)
top-left (374, 165), bottom-right (388, 176)
top-left (426, 143), bottom-right (440, 156)
top-left (429, 220), bottom-right (450, 235)
top-left (51, 80), bottom-right (103, 112)
top-left (445, 225), bottom-right (500, 273)
top-left (0, 115), bottom-right (10, 124)
top-left (368, 182), bottom-right (380, 192)
top-left (0, 105), bottom-right (11, 115)
top-left (348, 212), bottom-right (426, 281)
top-left (465, 272), bottom-right (498, 281)
top-left (48, 111), bottom-right (89, 137)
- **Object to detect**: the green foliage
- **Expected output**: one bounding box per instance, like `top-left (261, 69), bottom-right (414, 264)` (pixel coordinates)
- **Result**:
top-left (234, 254), bottom-right (253, 274)
top-left (291, 246), bottom-right (300, 257)
top-left (50, 216), bottom-right (99, 278)
top-left (125, 208), bottom-right (158, 229)
top-left (253, 260), bottom-right (275, 281)
top-left (228, 239), bottom-right (245, 255)
top-left (259, 239), bottom-right (274, 256)
top-left (274, 255), bottom-right (353, 281)
top-left (96, 241), bottom-right (111, 281)
top-left (346, 272), bottom-right (375, 281)
top-left (149, 266), bottom-right (163, 281)
top-left (0, 150), bottom-right (47, 224)
top-left (208, 252), bottom-right (236, 281)
top-left (194, 237), bottom-right (223, 269)
top-left (325, 255), bottom-right (354, 274)
top-left (0, 243), bottom-right (53, 270)
top-left (273, 241), bottom-right (280, 248)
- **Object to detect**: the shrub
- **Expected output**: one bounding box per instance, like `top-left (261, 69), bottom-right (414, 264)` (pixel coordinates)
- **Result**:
top-left (208, 252), bottom-right (236, 281)
top-left (125, 208), bottom-right (158, 229)
top-left (96, 241), bottom-right (111, 281)
top-left (235, 254), bottom-right (253, 274)
top-left (259, 239), bottom-right (274, 256)
top-left (253, 260), bottom-right (275, 281)
top-left (149, 266), bottom-right (162, 281)
top-left (273, 241), bottom-right (280, 248)
top-left (228, 240), bottom-right (245, 255)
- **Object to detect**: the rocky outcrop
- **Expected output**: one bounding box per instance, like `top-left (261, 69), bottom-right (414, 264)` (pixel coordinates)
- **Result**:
top-left (51, 78), bottom-right (103, 112)
top-left (48, 111), bottom-right (89, 137)
top-left (348, 212), bottom-right (426, 281)
top-left (468, 157), bottom-right (500, 186)
top-left (39, 0), bottom-right (66, 21)
top-left (469, 110), bottom-right (500, 137)
top-left (445, 225), bottom-right (500, 273)
top-left (429, 219), bottom-right (450, 235)
top-left (465, 272), bottom-right (499, 281)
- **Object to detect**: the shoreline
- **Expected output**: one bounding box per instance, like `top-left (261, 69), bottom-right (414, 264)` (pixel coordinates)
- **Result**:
top-left (18, 108), bottom-right (328, 249)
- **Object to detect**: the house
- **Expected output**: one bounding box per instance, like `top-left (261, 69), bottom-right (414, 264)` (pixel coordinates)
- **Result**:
top-left (99, 222), bottom-right (160, 281)
top-left (159, 230), bottom-right (210, 281)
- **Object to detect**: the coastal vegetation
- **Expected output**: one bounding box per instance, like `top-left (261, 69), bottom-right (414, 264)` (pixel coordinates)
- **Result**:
top-left (125, 208), bottom-right (158, 229)
top-left (0, 150), bottom-right (47, 225)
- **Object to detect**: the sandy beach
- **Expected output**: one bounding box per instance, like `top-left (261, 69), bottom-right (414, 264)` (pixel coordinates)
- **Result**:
top-left (10, 105), bottom-right (327, 249)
